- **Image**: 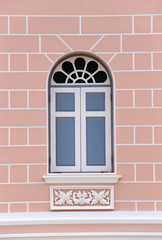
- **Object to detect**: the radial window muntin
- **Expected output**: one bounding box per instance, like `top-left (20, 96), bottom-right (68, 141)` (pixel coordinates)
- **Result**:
top-left (50, 54), bottom-right (110, 85)
top-left (48, 52), bottom-right (114, 173)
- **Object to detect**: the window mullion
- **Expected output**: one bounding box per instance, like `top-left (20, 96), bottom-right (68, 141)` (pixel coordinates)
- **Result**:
top-left (80, 88), bottom-right (86, 172)
top-left (79, 88), bottom-right (82, 172)
top-left (75, 88), bottom-right (81, 172)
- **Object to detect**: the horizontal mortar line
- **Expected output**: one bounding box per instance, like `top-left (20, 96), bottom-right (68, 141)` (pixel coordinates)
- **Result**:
top-left (0, 108), bottom-right (47, 110)
top-left (114, 200), bottom-right (137, 202)
top-left (116, 143), bottom-right (162, 146)
top-left (0, 144), bottom-right (47, 147)
top-left (1, 32), bottom-right (162, 36)
top-left (46, 32), bottom-right (162, 36)
top-left (96, 51), bottom-right (162, 54)
top-left (117, 162), bottom-right (162, 164)
top-left (0, 90), bottom-right (47, 91)
top-left (119, 181), bottom-right (162, 183)
top-left (0, 182), bottom-right (45, 185)
top-left (115, 200), bottom-right (161, 202)
top-left (0, 71), bottom-right (49, 73)
top-left (116, 89), bottom-right (162, 91)
top-left (116, 107), bottom-right (162, 109)
top-left (0, 107), bottom-right (47, 110)
top-left (116, 125), bottom-right (162, 127)
top-left (0, 51), bottom-right (162, 54)
top-left (113, 70), bottom-right (162, 72)
top-left (0, 14), bottom-right (162, 17)
top-left (0, 163), bottom-right (47, 166)
top-left (0, 201), bottom-right (50, 204)
top-left (0, 126), bottom-right (47, 128)
top-left (0, 52), bottom-right (66, 54)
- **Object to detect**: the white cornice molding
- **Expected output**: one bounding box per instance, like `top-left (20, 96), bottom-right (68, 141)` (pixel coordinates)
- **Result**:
top-left (43, 174), bottom-right (121, 184)
top-left (1, 212), bottom-right (162, 226)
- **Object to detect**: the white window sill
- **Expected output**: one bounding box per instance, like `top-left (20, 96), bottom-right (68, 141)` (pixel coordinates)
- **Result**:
top-left (43, 173), bottom-right (121, 184)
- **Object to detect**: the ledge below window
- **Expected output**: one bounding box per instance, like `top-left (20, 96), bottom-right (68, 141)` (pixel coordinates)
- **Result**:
top-left (43, 174), bottom-right (121, 184)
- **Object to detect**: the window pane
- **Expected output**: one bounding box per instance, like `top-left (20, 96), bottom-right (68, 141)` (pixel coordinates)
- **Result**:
top-left (86, 93), bottom-right (105, 111)
top-left (86, 117), bottom-right (105, 166)
top-left (56, 93), bottom-right (75, 111)
top-left (56, 117), bottom-right (75, 166)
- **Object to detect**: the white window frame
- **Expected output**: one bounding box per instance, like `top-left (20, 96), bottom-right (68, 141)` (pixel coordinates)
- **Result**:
top-left (50, 86), bottom-right (111, 173)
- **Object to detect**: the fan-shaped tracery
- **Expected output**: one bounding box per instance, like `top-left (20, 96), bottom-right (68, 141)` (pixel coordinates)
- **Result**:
top-left (52, 55), bottom-right (110, 85)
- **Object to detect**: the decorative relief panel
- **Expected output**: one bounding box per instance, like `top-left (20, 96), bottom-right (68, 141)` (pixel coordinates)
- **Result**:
top-left (50, 185), bottom-right (114, 210)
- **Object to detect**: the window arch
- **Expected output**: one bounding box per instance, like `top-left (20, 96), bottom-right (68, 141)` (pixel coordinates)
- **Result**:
top-left (48, 52), bottom-right (114, 173)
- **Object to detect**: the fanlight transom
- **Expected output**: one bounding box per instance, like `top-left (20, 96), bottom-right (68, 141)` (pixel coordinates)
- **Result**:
top-left (52, 55), bottom-right (110, 85)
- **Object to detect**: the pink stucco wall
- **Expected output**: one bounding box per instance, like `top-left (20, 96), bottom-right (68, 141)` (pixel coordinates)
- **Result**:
top-left (0, 0), bottom-right (162, 233)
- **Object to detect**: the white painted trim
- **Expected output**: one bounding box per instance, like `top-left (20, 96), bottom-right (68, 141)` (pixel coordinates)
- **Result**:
top-left (1, 232), bottom-right (162, 240)
top-left (0, 211), bottom-right (162, 226)
top-left (43, 174), bottom-right (121, 183)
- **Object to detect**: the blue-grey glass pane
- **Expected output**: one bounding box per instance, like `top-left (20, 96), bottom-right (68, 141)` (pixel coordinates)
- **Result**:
top-left (86, 93), bottom-right (105, 111)
top-left (86, 117), bottom-right (105, 166)
top-left (56, 93), bottom-right (74, 111)
top-left (56, 117), bottom-right (75, 166)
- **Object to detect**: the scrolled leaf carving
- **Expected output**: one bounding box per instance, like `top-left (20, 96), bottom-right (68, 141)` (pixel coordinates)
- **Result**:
top-left (54, 190), bottom-right (73, 205)
top-left (54, 189), bottom-right (110, 206)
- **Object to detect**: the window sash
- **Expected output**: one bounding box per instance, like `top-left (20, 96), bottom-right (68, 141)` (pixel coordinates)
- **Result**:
top-left (51, 88), bottom-right (80, 172)
top-left (81, 87), bottom-right (111, 172)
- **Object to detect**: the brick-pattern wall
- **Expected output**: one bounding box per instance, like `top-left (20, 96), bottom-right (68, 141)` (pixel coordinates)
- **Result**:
top-left (0, 0), bottom-right (162, 213)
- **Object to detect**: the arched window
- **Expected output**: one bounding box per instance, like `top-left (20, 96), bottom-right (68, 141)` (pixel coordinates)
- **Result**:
top-left (48, 52), bottom-right (113, 173)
